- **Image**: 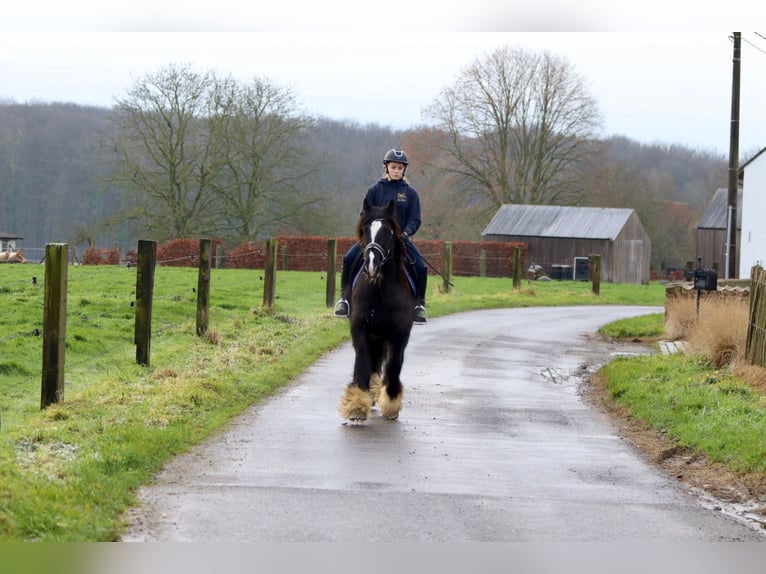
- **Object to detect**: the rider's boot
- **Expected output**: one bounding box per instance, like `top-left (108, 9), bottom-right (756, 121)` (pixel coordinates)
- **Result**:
top-left (413, 272), bottom-right (427, 324)
top-left (414, 298), bottom-right (427, 324)
top-left (333, 262), bottom-right (352, 318)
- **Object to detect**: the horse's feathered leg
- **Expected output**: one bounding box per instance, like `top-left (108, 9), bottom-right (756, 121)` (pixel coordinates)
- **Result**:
top-left (350, 329), bottom-right (373, 393)
top-left (378, 341), bottom-right (407, 420)
top-left (369, 372), bottom-right (383, 405)
top-left (339, 384), bottom-right (373, 422)
top-left (377, 383), bottom-right (403, 420)
top-left (368, 338), bottom-right (385, 404)
top-left (339, 329), bottom-right (374, 422)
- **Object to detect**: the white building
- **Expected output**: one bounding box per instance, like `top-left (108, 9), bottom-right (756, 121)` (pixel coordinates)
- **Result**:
top-left (739, 147), bottom-right (766, 279)
top-left (0, 232), bottom-right (22, 253)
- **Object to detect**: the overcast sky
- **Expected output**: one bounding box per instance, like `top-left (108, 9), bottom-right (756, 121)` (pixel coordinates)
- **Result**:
top-left (2, 5), bottom-right (763, 158)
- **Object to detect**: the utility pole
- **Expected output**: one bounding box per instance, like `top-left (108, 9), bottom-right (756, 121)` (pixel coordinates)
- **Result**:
top-left (726, 32), bottom-right (741, 279)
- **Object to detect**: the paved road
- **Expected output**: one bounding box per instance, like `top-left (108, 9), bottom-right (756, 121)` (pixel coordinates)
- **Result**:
top-left (122, 306), bottom-right (763, 542)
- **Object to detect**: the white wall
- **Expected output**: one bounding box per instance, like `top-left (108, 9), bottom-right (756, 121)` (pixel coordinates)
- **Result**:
top-left (740, 152), bottom-right (766, 279)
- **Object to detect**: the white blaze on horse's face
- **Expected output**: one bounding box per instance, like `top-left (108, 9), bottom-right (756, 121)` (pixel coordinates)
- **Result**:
top-left (366, 220), bottom-right (384, 277)
top-left (370, 221), bottom-right (383, 245)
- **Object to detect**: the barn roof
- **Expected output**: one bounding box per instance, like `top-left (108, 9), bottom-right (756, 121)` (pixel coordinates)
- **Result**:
top-left (697, 188), bottom-right (742, 229)
top-left (482, 204), bottom-right (635, 240)
top-left (740, 146), bottom-right (766, 171)
top-left (0, 232), bottom-right (23, 240)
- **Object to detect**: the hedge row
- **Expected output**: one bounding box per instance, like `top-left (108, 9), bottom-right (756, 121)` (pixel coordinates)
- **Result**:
top-left (89, 237), bottom-right (527, 277)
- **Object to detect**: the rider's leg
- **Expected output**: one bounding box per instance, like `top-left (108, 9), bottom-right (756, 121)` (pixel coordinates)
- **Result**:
top-left (334, 244), bottom-right (361, 317)
top-left (407, 244), bottom-right (428, 324)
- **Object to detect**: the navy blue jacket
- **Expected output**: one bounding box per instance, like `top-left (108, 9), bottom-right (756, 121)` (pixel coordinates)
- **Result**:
top-left (364, 178), bottom-right (421, 237)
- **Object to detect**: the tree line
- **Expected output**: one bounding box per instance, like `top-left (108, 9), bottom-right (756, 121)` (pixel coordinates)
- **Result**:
top-left (0, 46), bottom-right (731, 273)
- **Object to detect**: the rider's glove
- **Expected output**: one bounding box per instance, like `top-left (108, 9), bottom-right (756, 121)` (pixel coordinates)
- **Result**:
top-left (402, 232), bottom-right (413, 244)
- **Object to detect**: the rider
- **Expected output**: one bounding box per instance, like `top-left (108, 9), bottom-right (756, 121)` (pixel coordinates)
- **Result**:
top-left (333, 148), bottom-right (428, 324)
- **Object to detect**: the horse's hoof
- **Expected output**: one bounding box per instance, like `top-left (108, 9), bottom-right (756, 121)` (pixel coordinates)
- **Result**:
top-left (377, 387), bottom-right (403, 421)
top-left (339, 385), bottom-right (372, 421)
top-left (347, 410), bottom-right (368, 422)
top-left (342, 415), bottom-right (367, 426)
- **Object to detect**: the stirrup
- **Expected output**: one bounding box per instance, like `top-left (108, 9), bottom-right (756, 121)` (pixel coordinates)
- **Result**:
top-left (333, 298), bottom-right (350, 318)
top-left (413, 304), bottom-right (427, 324)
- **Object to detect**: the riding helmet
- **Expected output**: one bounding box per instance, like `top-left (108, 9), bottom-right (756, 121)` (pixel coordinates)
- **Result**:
top-left (383, 148), bottom-right (408, 165)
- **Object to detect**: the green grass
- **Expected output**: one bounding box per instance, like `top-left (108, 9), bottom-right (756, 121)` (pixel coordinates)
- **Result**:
top-left (0, 264), bottom-right (711, 541)
top-left (427, 277), bottom-right (665, 316)
top-left (601, 354), bottom-right (766, 473)
top-left (597, 309), bottom-right (766, 475)
top-left (598, 312), bottom-right (666, 340)
top-left (1, 266), bottom-right (350, 540)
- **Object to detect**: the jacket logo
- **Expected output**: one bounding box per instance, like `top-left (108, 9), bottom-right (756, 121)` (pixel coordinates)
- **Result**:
top-left (397, 192), bottom-right (407, 203)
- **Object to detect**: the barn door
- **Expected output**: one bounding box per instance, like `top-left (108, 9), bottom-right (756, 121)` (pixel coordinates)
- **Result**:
top-left (624, 240), bottom-right (644, 283)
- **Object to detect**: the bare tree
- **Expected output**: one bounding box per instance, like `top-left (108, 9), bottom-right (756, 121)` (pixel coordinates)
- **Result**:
top-left (212, 77), bottom-right (319, 241)
top-left (109, 63), bottom-right (228, 240)
top-left (108, 64), bottom-right (321, 243)
top-left (402, 128), bottom-right (488, 240)
top-left (423, 45), bottom-right (602, 211)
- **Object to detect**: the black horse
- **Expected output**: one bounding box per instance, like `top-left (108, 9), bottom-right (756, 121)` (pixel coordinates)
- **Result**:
top-left (338, 199), bottom-right (416, 422)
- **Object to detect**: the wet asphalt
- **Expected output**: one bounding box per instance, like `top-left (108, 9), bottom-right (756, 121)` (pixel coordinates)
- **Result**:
top-left (121, 305), bottom-right (764, 542)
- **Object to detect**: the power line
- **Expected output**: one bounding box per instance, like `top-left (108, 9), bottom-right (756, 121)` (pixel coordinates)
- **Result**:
top-left (742, 35), bottom-right (766, 56)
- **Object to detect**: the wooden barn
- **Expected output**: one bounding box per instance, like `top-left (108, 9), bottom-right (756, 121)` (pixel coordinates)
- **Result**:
top-left (696, 187), bottom-right (741, 276)
top-left (482, 204), bottom-right (651, 284)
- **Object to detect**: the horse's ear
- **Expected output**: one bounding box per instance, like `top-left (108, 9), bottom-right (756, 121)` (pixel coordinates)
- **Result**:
top-left (386, 200), bottom-right (395, 217)
top-left (363, 198), bottom-right (372, 213)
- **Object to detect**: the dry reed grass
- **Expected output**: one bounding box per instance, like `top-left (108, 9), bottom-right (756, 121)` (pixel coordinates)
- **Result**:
top-left (663, 296), bottom-right (698, 341)
top-left (686, 297), bottom-right (749, 368)
top-left (665, 293), bottom-right (766, 390)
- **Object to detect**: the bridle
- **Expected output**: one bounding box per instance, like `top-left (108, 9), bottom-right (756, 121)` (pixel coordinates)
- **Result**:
top-left (362, 220), bottom-right (394, 276)
top-left (364, 239), bottom-right (391, 267)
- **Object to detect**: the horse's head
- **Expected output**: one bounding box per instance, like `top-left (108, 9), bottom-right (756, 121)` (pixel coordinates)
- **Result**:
top-left (357, 199), bottom-right (404, 283)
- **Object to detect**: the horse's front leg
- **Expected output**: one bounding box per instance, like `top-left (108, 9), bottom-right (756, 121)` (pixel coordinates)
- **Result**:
top-left (378, 342), bottom-right (406, 420)
top-left (367, 338), bottom-right (385, 405)
top-left (339, 331), bottom-right (374, 422)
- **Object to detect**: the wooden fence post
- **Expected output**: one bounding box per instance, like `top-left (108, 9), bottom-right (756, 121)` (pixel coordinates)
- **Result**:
top-left (41, 243), bottom-right (68, 409)
top-left (512, 247), bottom-right (521, 290)
top-left (214, 243), bottom-right (222, 269)
top-left (443, 241), bottom-right (453, 293)
top-left (746, 265), bottom-right (765, 366)
top-left (480, 249), bottom-right (487, 278)
top-left (590, 254), bottom-right (601, 296)
top-left (326, 239), bottom-right (337, 308)
top-left (281, 244), bottom-right (289, 271)
top-left (134, 240), bottom-right (157, 367)
top-left (263, 237), bottom-right (278, 309)
top-left (196, 238), bottom-right (212, 336)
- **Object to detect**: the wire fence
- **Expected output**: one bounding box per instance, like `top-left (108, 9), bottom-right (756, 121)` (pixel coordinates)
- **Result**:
top-left (1, 248), bottom-right (277, 413)
top-left (3, 235), bottom-right (615, 413)
top-left (20, 237), bottom-right (530, 278)
top-left (17, 237), bottom-right (618, 283)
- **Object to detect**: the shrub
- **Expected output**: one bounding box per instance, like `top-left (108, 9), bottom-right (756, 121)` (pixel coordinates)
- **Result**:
top-left (82, 246), bottom-right (120, 265)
